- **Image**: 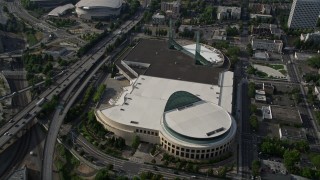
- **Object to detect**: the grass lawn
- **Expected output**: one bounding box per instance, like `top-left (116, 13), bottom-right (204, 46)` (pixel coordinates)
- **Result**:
top-left (26, 33), bottom-right (38, 46)
top-left (268, 64), bottom-right (284, 70)
top-left (256, 70), bottom-right (268, 78)
top-left (279, 69), bottom-right (287, 75)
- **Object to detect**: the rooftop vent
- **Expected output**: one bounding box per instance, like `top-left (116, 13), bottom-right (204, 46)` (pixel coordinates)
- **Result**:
top-left (120, 108), bottom-right (125, 111)
top-left (206, 127), bottom-right (225, 137)
top-left (130, 121), bottom-right (139, 124)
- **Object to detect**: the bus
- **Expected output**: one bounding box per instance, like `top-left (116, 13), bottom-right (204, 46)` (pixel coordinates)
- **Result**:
top-left (36, 98), bottom-right (46, 106)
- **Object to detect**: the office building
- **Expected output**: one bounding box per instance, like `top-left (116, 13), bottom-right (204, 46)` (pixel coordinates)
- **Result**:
top-left (251, 38), bottom-right (283, 53)
top-left (161, 1), bottom-right (180, 17)
top-left (217, 6), bottom-right (241, 20)
top-left (287, 0), bottom-right (320, 29)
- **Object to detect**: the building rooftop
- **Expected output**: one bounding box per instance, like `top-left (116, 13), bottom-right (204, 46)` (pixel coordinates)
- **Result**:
top-left (217, 6), bottom-right (241, 13)
top-left (182, 44), bottom-right (224, 64)
top-left (255, 94), bottom-right (267, 102)
top-left (48, 3), bottom-right (74, 16)
top-left (76, 0), bottom-right (122, 8)
top-left (116, 39), bottom-right (227, 85)
top-left (294, 52), bottom-right (317, 61)
top-left (152, 13), bottom-right (165, 19)
top-left (252, 38), bottom-right (283, 44)
top-left (164, 100), bottom-right (232, 139)
top-left (254, 51), bottom-right (270, 59)
top-left (256, 89), bottom-right (266, 95)
top-left (99, 73), bottom-right (233, 131)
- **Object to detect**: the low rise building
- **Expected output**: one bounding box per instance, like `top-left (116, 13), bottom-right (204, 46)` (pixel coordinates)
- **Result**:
top-left (250, 14), bottom-right (272, 19)
top-left (294, 52), bottom-right (317, 61)
top-left (279, 126), bottom-right (307, 142)
top-left (254, 51), bottom-right (270, 60)
top-left (263, 83), bottom-right (274, 95)
top-left (252, 23), bottom-right (282, 38)
top-left (178, 25), bottom-right (192, 33)
top-left (262, 106), bottom-right (272, 119)
top-left (300, 31), bottom-right (320, 43)
top-left (255, 94), bottom-right (267, 102)
top-left (251, 38), bottom-right (283, 53)
top-left (249, 3), bottom-right (272, 15)
top-left (212, 29), bottom-right (227, 40)
top-left (217, 6), bottom-right (241, 20)
top-left (161, 1), bottom-right (180, 17)
top-left (152, 13), bottom-right (165, 25)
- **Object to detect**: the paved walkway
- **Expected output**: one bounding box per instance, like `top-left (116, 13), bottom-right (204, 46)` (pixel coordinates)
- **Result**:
top-left (253, 64), bottom-right (286, 78)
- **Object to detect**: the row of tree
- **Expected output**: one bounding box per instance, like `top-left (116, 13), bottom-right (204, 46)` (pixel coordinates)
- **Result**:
top-left (77, 30), bottom-right (109, 57)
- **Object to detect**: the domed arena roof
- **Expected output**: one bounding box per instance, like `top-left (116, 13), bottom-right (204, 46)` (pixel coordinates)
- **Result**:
top-left (164, 91), bottom-right (201, 112)
top-left (163, 91), bottom-right (233, 141)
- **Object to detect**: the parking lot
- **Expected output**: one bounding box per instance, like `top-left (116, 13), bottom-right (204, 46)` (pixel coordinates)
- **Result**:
top-left (98, 74), bottom-right (130, 109)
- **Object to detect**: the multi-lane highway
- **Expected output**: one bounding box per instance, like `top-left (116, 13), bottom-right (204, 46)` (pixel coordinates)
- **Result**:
top-left (40, 15), bottom-right (143, 180)
top-left (0, 14), bottom-right (142, 152)
top-left (2, 0), bottom-right (85, 46)
top-left (41, 55), bottom-right (110, 180)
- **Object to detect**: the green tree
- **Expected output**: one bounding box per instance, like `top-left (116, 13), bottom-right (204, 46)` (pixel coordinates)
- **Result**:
top-left (226, 26), bottom-right (239, 36)
top-left (248, 82), bottom-right (256, 98)
top-left (107, 163), bottom-right (113, 170)
top-left (247, 44), bottom-right (254, 56)
top-left (207, 168), bottom-right (213, 176)
top-left (217, 166), bottom-right (227, 178)
top-left (132, 135), bottom-right (140, 149)
top-left (249, 115), bottom-right (258, 131)
top-left (301, 167), bottom-right (313, 179)
top-left (95, 169), bottom-right (110, 180)
top-left (250, 104), bottom-right (258, 115)
top-left (45, 78), bottom-right (52, 87)
top-left (283, 149), bottom-right (300, 171)
top-left (312, 155), bottom-right (320, 169)
top-left (193, 164), bottom-right (199, 173)
top-left (252, 160), bottom-right (260, 176)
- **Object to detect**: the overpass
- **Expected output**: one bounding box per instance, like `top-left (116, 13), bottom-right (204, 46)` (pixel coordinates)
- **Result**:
top-left (0, 54), bottom-right (22, 59)
top-left (41, 14), bottom-right (144, 180)
top-left (1, 71), bottom-right (27, 76)
top-left (0, 13), bottom-right (142, 157)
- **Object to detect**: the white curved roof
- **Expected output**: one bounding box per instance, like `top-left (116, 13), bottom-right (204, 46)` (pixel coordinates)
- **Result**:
top-left (48, 4), bottom-right (75, 16)
top-left (183, 44), bottom-right (224, 64)
top-left (76, 0), bottom-right (122, 8)
top-left (164, 101), bottom-right (232, 139)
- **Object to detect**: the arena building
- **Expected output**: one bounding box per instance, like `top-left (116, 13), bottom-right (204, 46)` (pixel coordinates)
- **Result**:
top-left (75, 0), bottom-right (122, 19)
top-left (95, 39), bottom-right (236, 161)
